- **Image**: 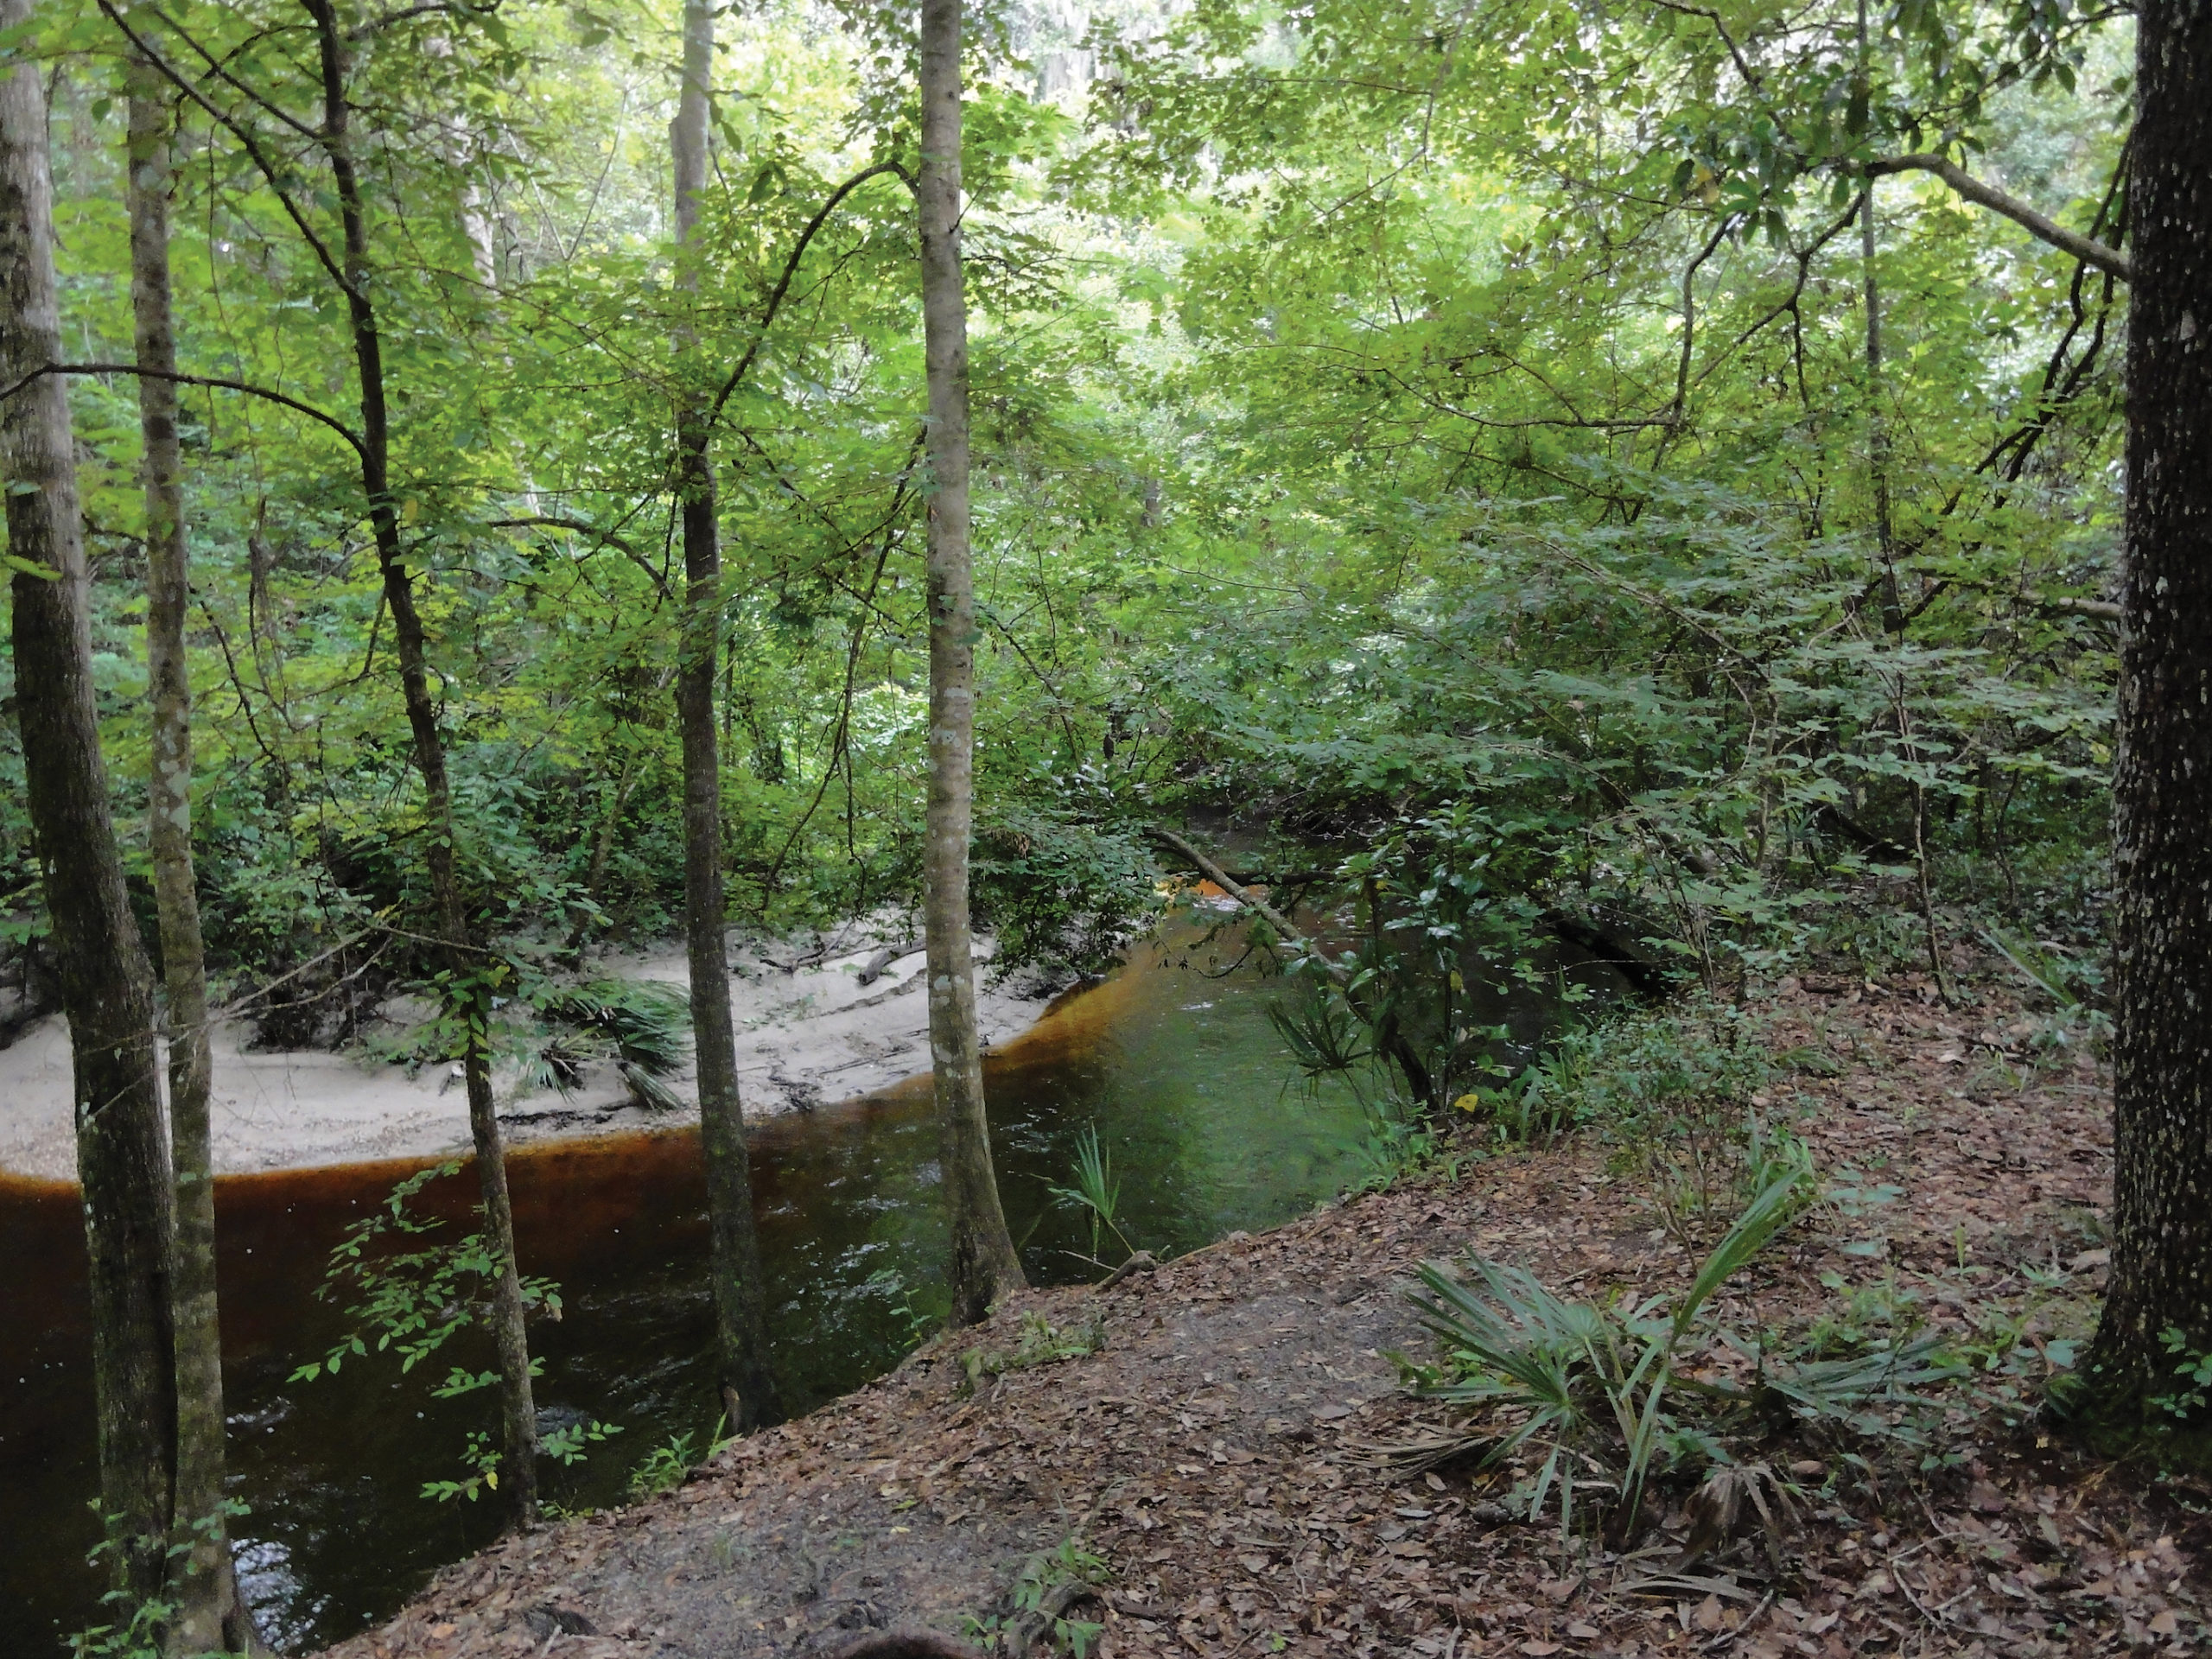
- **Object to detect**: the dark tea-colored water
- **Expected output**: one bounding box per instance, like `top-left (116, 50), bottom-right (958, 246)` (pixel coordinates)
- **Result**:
top-left (0, 931), bottom-right (1388, 1654)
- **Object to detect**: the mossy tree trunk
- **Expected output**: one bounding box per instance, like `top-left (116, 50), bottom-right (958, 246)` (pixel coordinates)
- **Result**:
top-left (125, 46), bottom-right (257, 1652)
top-left (1, 2), bottom-right (177, 1603)
top-left (671, 0), bottom-right (780, 1431)
top-left (917, 0), bottom-right (1025, 1326)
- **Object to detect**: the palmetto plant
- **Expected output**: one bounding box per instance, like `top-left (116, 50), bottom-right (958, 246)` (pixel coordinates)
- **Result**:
top-left (1407, 1163), bottom-right (1963, 1540)
top-left (528, 979), bottom-right (693, 1110)
top-left (1408, 1166), bottom-right (1813, 1535)
top-left (1050, 1125), bottom-right (1138, 1267)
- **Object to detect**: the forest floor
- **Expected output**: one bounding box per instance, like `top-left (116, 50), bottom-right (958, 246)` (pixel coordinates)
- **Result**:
top-left (0, 925), bottom-right (1050, 1179)
top-left (316, 969), bottom-right (2209, 1659)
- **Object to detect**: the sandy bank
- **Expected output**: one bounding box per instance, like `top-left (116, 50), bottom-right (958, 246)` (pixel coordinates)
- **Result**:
top-left (0, 930), bottom-right (1052, 1180)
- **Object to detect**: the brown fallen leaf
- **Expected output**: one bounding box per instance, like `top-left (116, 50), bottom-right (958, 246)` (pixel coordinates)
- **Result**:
top-left (1565, 1619), bottom-right (1600, 1638)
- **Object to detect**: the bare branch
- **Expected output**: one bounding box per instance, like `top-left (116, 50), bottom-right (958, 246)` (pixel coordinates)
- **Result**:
top-left (699, 161), bottom-right (913, 436)
top-left (0, 361), bottom-right (365, 454)
top-left (1867, 152), bottom-right (2132, 282)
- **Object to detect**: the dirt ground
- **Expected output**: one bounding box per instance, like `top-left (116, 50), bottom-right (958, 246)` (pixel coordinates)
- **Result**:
top-left (317, 972), bottom-right (2209, 1659)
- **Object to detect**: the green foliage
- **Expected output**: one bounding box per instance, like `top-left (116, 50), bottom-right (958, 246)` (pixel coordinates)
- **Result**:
top-left (626, 1434), bottom-right (699, 1503)
top-left (0, 0), bottom-right (2124, 1072)
top-left (421, 1432), bottom-right (505, 1506)
top-left (533, 978), bottom-right (693, 1077)
top-left (66, 1593), bottom-right (168, 1659)
top-left (289, 1162), bottom-right (564, 1386)
top-left (626, 1417), bottom-right (737, 1502)
top-left (959, 1311), bottom-right (1106, 1393)
top-left (289, 1163), bottom-right (602, 1506)
top-left (522, 976), bottom-right (695, 1109)
top-left (1048, 1124), bottom-right (1139, 1267)
top-left (964, 1539), bottom-right (1109, 1657)
top-left (864, 1268), bottom-right (948, 1351)
top-left (67, 1520), bottom-right (174, 1659)
top-left (1402, 1165), bottom-right (1821, 1535)
top-left (2151, 1332), bottom-right (2212, 1425)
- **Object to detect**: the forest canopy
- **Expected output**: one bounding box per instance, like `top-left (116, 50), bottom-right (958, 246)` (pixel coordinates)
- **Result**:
top-left (0, 0), bottom-right (2123, 1036)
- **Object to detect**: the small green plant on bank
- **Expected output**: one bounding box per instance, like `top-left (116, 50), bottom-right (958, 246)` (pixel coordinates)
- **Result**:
top-left (67, 1592), bottom-right (168, 1659)
top-left (864, 1267), bottom-right (947, 1350)
top-left (1344, 1096), bottom-right (1460, 1193)
top-left (2150, 1332), bottom-right (2212, 1422)
top-left (67, 1521), bottom-right (171, 1659)
top-left (628, 1433), bottom-right (697, 1501)
top-left (960, 1312), bottom-right (1105, 1394)
top-left (1050, 1125), bottom-right (1141, 1268)
top-left (67, 1503), bottom-right (245, 1659)
top-left (963, 1538), bottom-right (1109, 1656)
top-left (626, 1416), bottom-right (739, 1502)
top-left (1400, 1161), bottom-right (1962, 1540)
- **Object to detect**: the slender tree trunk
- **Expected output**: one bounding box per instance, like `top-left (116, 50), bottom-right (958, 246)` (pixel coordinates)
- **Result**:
top-left (1859, 185), bottom-right (1902, 636)
top-left (2082, 0), bottom-right (2212, 1426)
top-left (125, 52), bottom-right (253, 1653)
top-left (302, 0), bottom-right (539, 1520)
top-left (918, 0), bottom-right (1024, 1325)
top-left (1855, 0), bottom-right (1903, 639)
top-left (671, 0), bottom-right (779, 1427)
top-left (0, 8), bottom-right (177, 1602)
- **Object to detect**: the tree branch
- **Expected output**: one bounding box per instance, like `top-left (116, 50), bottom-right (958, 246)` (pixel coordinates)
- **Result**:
top-left (1671, 214), bottom-right (1736, 422)
top-left (0, 361), bottom-right (365, 455)
top-left (1144, 827), bottom-right (1347, 986)
top-left (487, 513), bottom-right (669, 593)
top-left (699, 160), bottom-right (914, 436)
top-left (1867, 152), bottom-right (2131, 282)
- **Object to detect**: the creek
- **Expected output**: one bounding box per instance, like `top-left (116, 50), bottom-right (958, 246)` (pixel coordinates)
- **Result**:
top-left (0, 912), bottom-right (1619, 1654)
top-left (0, 923), bottom-right (1388, 1653)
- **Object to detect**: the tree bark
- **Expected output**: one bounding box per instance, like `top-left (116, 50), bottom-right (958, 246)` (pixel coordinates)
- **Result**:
top-left (0, 4), bottom-right (177, 1603)
top-left (918, 0), bottom-right (1025, 1325)
top-left (125, 48), bottom-right (254, 1653)
top-left (2083, 0), bottom-right (2212, 1425)
top-left (300, 0), bottom-right (539, 1521)
top-left (671, 0), bottom-right (780, 1429)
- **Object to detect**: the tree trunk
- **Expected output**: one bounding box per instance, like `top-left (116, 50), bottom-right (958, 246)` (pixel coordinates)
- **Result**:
top-left (917, 0), bottom-right (1025, 1326)
top-left (671, 0), bottom-right (780, 1428)
top-left (1, 8), bottom-right (177, 1603)
top-left (2083, 0), bottom-right (2212, 1427)
top-left (302, 0), bottom-right (539, 1522)
top-left (126, 50), bottom-right (254, 1653)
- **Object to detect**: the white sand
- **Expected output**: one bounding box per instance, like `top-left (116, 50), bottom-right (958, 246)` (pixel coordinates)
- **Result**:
top-left (0, 931), bottom-right (1052, 1180)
